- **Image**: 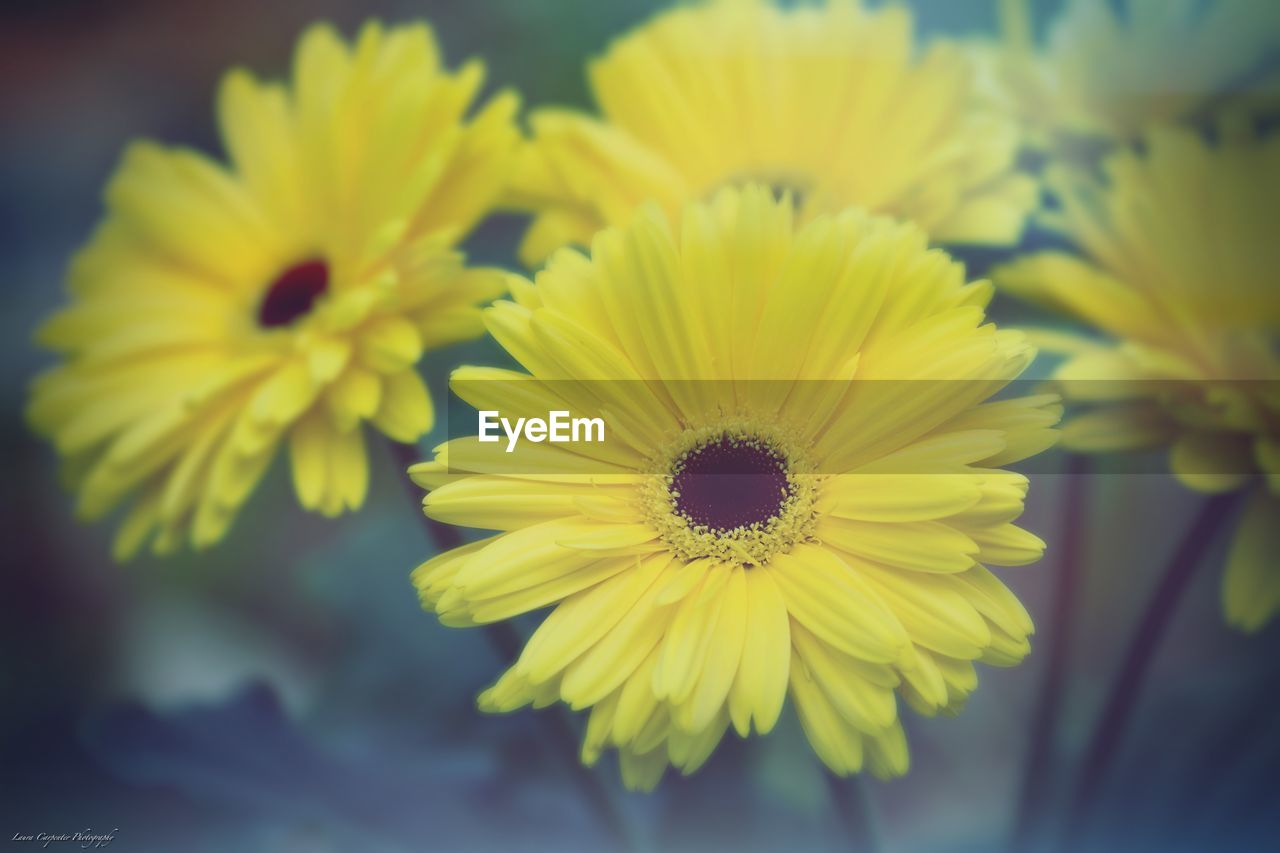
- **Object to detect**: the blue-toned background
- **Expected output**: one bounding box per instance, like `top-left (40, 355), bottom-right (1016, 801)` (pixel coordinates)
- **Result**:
top-left (2, 1), bottom-right (1279, 851)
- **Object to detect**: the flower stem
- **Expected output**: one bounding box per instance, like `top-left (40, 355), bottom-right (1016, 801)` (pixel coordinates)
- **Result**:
top-left (825, 773), bottom-right (880, 852)
top-left (1010, 455), bottom-right (1091, 849)
top-left (389, 440), bottom-right (632, 850)
top-left (1061, 492), bottom-right (1239, 845)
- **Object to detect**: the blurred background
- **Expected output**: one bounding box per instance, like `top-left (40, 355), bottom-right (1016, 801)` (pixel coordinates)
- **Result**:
top-left (2, 1), bottom-right (1279, 851)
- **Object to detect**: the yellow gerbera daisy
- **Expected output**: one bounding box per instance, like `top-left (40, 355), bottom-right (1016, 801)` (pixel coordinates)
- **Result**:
top-left (410, 187), bottom-right (1060, 791)
top-left (27, 22), bottom-right (520, 559)
top-left (986, 0), bottom-right (1279, 156)
top-left (507, 0), bottom-right (1037, 267)
top-left (995, 127), bottom-right (1280, 631)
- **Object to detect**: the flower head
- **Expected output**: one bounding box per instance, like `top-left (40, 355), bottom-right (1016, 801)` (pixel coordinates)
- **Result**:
top-left (508, 0), bottom-right (1036, 267)
top-left (27, 22), bottom-right (520, 558)
top-left (411, 187), bottom-right (1059, 790)
top-left (983, 0), bottom-right (1279, 157)
top-left (995, 127), bottom-right (1280, 630)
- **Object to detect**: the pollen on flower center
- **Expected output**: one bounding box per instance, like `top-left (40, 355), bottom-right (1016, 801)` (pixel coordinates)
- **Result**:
top-left (646, 420), bottom-right (819, 568)
top-left (670, 437), bottom-right (792, 531)
top-left (258, 259), bottom-right (329, 328)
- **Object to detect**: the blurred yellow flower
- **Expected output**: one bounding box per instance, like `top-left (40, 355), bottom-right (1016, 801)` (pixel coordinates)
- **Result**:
top-left (508, 0), bottom-right (1037, 267)
top-left (411, 187), bottom-right (1059, 790)
top-left (995, 127), bottom-right (1280, 631)
top-left (28, 22), bottom-right (520, 558)
top-left (985, 0), bottom-right (1279, 158)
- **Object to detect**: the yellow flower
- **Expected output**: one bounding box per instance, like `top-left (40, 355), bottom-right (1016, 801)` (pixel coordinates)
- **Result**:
top-left (985, 0), bottom-right (1279, 157)
top-left (508, 0), bottom-right (1036, 267)
top-left (411, 187), bottom-right (1059, 790)
top-left (995, 127), bottom-right (1280, 631)
top-left (27, 22), bottom-right (520, 558)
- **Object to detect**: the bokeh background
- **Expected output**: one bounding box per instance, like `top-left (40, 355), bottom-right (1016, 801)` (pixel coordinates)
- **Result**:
top-left (2, 1), bottom-right (1279, 851)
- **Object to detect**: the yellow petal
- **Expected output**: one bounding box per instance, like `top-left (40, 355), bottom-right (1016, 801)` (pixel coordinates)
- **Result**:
top-left (1223, 488), bottom-right (1280, 632)
top-left (325, 366), bottom-right (383, 430)
top-left (516, 559), bottom-right (662, 683)
top-left (968, 523), bottom-right (1046, 567)
top-left (358, 315), bottom-right (424, 373)
top-left (1170, 429), bottom-right (1253, 494)
top-left (819, 517), bottom-right (978, 573)
top-left (855, 559), bottom-right (992, 660)
top-left (1061, 404), bottom-right (1175, 452)
top-left (768, 545), bottom-right (908, 663)
top-left (560, 554), bottom-right (677, 708)
top-left (289, 410), bottom-right (329, 511)
top-left (728, 566), bottom-right (791, 736)
top-left (789, 648), bottom-right (864, 776)
top-left (612, 648), bottom-right (664, 745)
top-left (371, 369), bottom-right (433, 443)
top-left (653, 573), bottom-right (725, 704)
top-left (822, 474), bottom-right (982, 522)
top-left (249, 359), bottom-right (319, 427)
top-left (866, 720), bottom-right (910, 779)
top-left (306, 336), bottom-right (352, 383)
top-left (680, 567), bottom-right (747, 733)
top-left (792, 621), bottom-right (898, 735)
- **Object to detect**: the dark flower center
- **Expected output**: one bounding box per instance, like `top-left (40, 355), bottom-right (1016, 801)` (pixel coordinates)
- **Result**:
top-left (258, 259), bottom-right (329, 328)
top-left (760, 180), bottom-right (808, 208)
top-left (670, 437), bottom-right (792, 532)
top-left (716, 172), bottom-right (811, 209)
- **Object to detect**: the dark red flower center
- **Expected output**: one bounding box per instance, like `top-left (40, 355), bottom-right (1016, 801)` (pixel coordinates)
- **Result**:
top-left (670, 437), bottom-right (792, 532)
top-left (258, 259), bottom-right (329, 328)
